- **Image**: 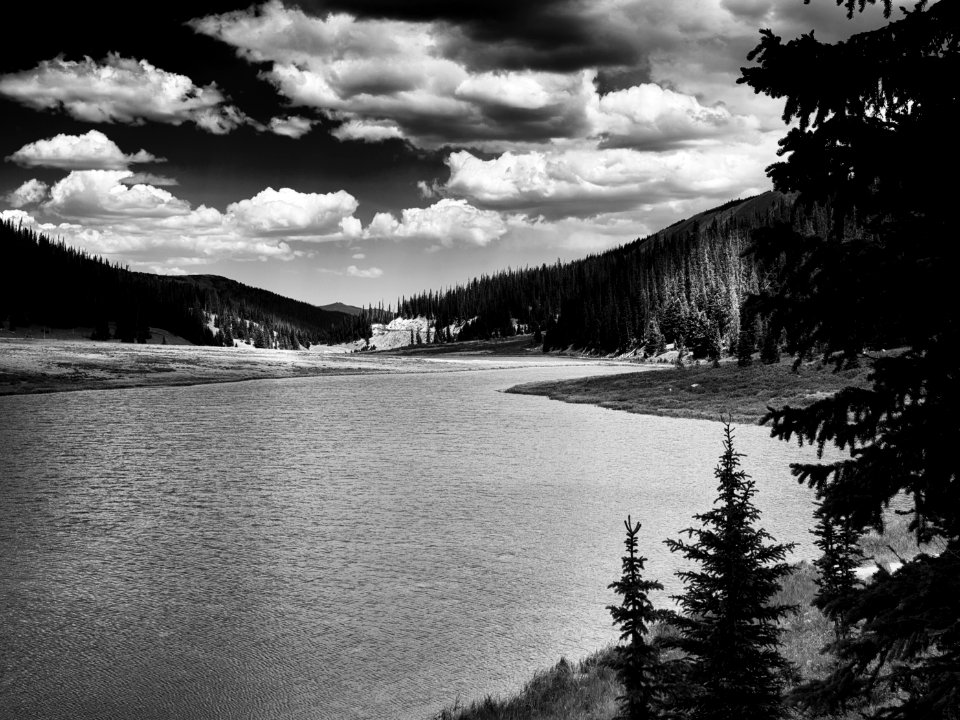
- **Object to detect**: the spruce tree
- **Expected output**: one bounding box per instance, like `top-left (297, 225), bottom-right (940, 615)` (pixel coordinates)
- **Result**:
top-left (736, 311), bottom-right (758, 367)
top-left (665, 423), bottom-right (795, 720)
top-left (810, 503), bottom-right (862, 639)
top-left (790, 505), bottom-right (864, 715)
top-left (740, 2), bottom-right (960, 716)
top-left (608, 516), bottom-right (665, 720)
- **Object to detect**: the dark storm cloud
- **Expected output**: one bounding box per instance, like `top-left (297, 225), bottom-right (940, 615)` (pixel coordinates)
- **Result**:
top-left (295, 0), bottom-right (643, 72)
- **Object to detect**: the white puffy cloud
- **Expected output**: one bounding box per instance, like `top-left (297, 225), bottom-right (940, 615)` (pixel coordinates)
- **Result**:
top-left (225, 187), bottom-right (359, 237)
top-left (0, 208), bottom-right (39, 225)
top-left (6, 130), bottom-right (163, 170)
top-left (589, 83), bottom-right (759, 150)
top-left (365, 199), bottom-right (508, 247)
top-left (1, 172), bottom-right (375, 266)
top-left (0, 54), bottom-right (247, 134)
top-left (339, 215), bottom-right (362, 238)
top-left (435, 140), bottom-right (776, 219)
top-left (347, 265), bottom-right (383, 278)
top-left (45, 170), bottom-right (192, 219)
top-left (351, 252), bottom-right (366, 259)
top-left (268, 115), bottom-right (315, 138)
top-left (6, 179), bottom-right (50, 208)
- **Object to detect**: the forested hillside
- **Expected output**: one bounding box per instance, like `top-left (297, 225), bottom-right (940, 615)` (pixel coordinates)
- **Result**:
top-left (0, 219), bottom-right (372, 347)
top-left (398, 191), bottom-right (818, 358)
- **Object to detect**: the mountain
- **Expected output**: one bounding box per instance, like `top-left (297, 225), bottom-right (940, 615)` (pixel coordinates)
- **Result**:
top-left (397, 191), bottom-right (803, 357)
top-left (319, 302), bottom-right (364, 316)
top-left (0, 219), bottom-right (369, 348)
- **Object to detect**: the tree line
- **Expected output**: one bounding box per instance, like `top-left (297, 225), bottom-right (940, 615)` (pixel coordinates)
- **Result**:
top-left (396, 192), bottom-right (818, 359)
top-left (0, 221), bottom-right (371, 347)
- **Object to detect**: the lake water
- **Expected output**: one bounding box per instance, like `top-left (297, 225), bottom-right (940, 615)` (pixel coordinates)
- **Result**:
top-left (0, 360), bottom-right (823, 720)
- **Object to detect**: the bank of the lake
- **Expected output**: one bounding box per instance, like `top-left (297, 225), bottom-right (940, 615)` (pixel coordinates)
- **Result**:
top-left (506, 359), bottom-right (872, 425)
top-left (436, 504), bottom-right (932, 720)
top-left (0, 338), bottom-right (629, 396)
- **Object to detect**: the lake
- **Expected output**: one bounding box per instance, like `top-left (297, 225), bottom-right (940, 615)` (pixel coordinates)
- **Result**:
top-left (0, 360), bottom-right (822, 719)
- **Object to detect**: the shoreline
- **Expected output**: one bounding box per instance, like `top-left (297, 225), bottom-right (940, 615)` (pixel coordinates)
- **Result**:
top-left (505, 360), bottom-right (870, 425)
top-left (1, 338), bottom-right (869, 428)
top-left (0, 337), bottom-right (632, 398)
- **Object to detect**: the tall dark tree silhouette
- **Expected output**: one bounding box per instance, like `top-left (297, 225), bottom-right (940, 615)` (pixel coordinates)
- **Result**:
top-left (740, 1), bottom-right (960, 717)
top-left (608, 516), bottom-right (665, 720)
top-left (810, 502), bottom-right (863, 640)
top-left (665, 424), bottom-right (795, 720)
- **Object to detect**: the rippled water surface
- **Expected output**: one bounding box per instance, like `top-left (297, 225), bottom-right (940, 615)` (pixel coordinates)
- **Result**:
top-left (1, 362), bottom-right (822, 719)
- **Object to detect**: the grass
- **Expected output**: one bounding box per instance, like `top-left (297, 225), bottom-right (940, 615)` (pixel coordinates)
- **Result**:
top-left (506, 358), bottom-right (873, 424)
top-left (432, 652), bottom-right (620, 720)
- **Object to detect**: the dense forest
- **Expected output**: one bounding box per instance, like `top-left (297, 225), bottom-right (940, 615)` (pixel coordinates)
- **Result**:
top-left (0, 219), bottom-right (375, 347)
top-left (397, 191), bottom-right (823, 358)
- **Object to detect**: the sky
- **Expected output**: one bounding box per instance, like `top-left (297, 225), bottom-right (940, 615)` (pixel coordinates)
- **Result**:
top-left (0, 1), bottom-right (887, 308)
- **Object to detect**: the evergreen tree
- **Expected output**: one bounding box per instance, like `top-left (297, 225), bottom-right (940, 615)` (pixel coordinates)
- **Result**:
top-left (740, 2), bottom-right (960, 717)
top-left (810, 503), bottom-right (863, 639)
top-left (608, 516), bottom-right (665, 720)
top-left (643, 317), bottom-right (666, 357)
top-left (665, 424), bottom-right (795, 720)
top-left (736, 315), bottom-right (757, 367)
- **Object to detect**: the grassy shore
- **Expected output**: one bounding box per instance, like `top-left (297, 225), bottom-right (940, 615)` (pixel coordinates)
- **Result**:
top-left (0, 336), bottom-right (625, 396)
top-left (434, 565), bottom-right (833, 720)
top-left (506, 358), bottom-right (873, 425)
top-left (434, 492), bottom-right (934, 720)
top-left (0, 338), bottom-right (406, 396)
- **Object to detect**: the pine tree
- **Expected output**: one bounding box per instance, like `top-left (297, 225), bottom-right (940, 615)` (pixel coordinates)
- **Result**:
top-left (736, 315), bottom-right (757, 367)
top-left (608, 516), bottom-right (665, 720)
top-left (665, 423), bottom-right (795, 720)
top-left (644, 317), bottom-right (666, 357)
top-left (810, 503), bottom-right (862, 639)
top-left (740, 2), bottom-right (960, 717)
top-left (790, 505), bottom-right (864, 715)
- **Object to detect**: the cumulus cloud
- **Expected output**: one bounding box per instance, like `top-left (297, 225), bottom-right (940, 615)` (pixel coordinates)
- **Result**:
top-left (590, 83), bottom-right (759, 150)
top-left (0, 209), bottom-right (43, 228)
top-left (436, 142), bottom-right (776, 219)
top-left (6, 130), bottom-right (163, 170)
top-left (347, 265), bottom-right (383, 278)
top-left (365, 198), bottom-right (508, 247)
top-left (268, 115), bottom-right (315, 138)
top-left (6, 179), bottom-right (50, 208)
top-left (45, 170), bottom-right (192, 219)
top-left (352, 252), bottom-right (366, 259)
top-left (0, 54), bottom-right (248, 134)
top-left (0, 171), bottom-right (378, 266)
top-left (225, 187), bottom-right (359, 237)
